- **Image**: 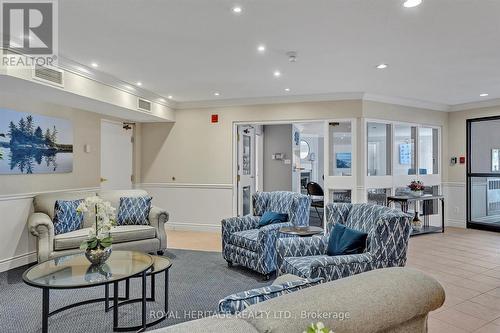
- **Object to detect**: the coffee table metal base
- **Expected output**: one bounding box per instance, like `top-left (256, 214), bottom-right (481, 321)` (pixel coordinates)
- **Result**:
top-left (39, 273), bottom-right (147, 333)
top-left (108, 269), bottom-right (170, 331)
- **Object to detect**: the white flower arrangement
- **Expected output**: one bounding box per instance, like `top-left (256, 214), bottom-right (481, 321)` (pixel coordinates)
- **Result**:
top-left (304, 322), bottom-right (334, 333)
top-left (77, 196), bottom-right (116, 250)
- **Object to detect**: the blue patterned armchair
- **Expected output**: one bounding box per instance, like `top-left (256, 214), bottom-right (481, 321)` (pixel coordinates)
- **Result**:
top-left (276, 203), bottom-right (411, 282)
top-left (222, 191), bottom-right (311, 279)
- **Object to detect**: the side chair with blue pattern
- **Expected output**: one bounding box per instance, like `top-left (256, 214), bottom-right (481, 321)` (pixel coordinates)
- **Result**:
top-left (222, 191), bottom-right (311, 280)
top-left (276, 203), bottom-right (412, 282)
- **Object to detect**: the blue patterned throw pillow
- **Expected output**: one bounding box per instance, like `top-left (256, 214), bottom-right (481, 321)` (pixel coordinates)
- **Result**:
top-left (258, 211), bottom-right (288, 227)
top-left (53, 199), bottom-right (84, 235)
top-left (117, 196), bottom-right (152, 226)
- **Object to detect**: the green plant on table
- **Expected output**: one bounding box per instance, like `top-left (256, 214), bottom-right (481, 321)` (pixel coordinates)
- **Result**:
top-left (304, 322), bottom-right (334, 333)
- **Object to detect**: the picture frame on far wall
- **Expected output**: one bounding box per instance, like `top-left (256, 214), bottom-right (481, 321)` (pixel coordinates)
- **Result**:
top-left (399, 143), bottom-right (412, 165)
top-left (336, 152), bottom-right (351, 169)
top-left (0, 108), bottom-right (73, 175)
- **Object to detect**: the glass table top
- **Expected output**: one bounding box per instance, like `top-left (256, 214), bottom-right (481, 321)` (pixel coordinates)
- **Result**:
top-left (150, 255), bottom-right (172, 274)
top-left (23, 251), bottom-right (153, 289)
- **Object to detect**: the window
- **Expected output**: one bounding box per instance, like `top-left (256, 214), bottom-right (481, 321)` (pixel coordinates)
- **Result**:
top-left (329, 122), bottom-right (352, 176)
top-left (418, 127), bottom-right (438, 175)
top-left (394, 125), bottom-right (417, 175)
top-left (367, 122), bottom-right (391, 176)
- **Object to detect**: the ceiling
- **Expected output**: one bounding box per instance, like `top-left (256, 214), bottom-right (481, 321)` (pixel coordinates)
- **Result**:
top-left (59, 0), bottom-right (500, 108)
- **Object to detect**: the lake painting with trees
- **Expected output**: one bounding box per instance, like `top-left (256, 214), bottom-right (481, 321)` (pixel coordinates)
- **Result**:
top-left (0, 109), bottom-right (73, 174)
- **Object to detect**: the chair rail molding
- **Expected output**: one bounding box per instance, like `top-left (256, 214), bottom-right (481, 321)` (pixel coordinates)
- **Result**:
top-left (0, 186), bottom-right (101, 273)
top-left (137, 182), bottom-right (233, 232)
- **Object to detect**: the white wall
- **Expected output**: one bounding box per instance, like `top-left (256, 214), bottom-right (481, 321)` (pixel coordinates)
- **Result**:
top-left (0, 92), bottom-right (116, 272)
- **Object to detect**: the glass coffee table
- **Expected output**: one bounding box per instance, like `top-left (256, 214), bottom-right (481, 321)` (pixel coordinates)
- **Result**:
top-left (279, 226), bottom-right (324, 237)
top-left (22, 251), bottom-right (154, 333)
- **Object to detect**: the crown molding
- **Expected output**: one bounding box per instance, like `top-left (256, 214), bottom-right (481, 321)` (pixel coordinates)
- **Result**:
top-left (175, 91), bottom-right (453, 111)
top-left (449, 98), bottom-right (500, 112)
top-left (362, 93), bottom-right (450, 112)
top-left (175, 92), bottom-right (364, 110)
top-left (57, 56), bottom-right (178, 109)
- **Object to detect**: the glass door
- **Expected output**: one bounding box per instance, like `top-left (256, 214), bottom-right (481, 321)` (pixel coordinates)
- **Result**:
top-left (237, 125), bottom-right (256, 216)
top-left (324, 119), bottom-right (357, 205)
top-left (467, 116), bottom-right (500, 231)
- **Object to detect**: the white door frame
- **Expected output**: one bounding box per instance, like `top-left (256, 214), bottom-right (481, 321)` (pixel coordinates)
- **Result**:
top-left (231, 119), bottom-right (328, 216)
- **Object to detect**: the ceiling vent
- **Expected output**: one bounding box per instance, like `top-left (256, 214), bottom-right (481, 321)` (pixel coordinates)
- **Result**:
top-left (137, 98), bottom-right (152, 112)
top-left (32, 65), bottom-right (65, 87)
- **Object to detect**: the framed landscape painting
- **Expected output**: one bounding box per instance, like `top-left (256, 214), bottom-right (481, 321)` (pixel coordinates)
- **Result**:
top-left (0, 109), bottom-right (73, 174)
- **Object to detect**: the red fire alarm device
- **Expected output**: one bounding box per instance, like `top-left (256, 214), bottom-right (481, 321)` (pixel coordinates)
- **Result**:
top-left (211, 114), bottom-right (219, 123)
top-left (459, 156), bottom-right (466, 164)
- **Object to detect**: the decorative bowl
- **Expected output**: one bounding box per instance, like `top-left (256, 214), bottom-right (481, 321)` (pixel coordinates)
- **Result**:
top-left (85, 246), bottom-right (112, 266)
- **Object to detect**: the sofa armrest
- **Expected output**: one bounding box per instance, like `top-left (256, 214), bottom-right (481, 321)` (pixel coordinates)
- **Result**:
top-left (276, 235), bottom-right (328, 275)
top-left (149, 206), bottom-right (168, 251)
top-left (28, 212), bottom-right (54, 262)
top-left (309, 252), bottom-right (374, 281)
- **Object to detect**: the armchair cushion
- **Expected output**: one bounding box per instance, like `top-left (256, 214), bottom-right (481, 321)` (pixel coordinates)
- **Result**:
top-left (117, 196), bottom-right (152, 225)
top-left (218, 276), bottom-right (323, 314)
top-left (258, 212), bottom-right (288, 227)
top-left (326, 223), bottom-right (368, 256)
top-left (229, 229), bottom-right (259, 252)
top-left (53, 199), bottom-right (84, 235)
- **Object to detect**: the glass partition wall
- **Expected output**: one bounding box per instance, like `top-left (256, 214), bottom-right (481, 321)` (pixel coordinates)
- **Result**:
top-left (467, 116), bottom-right (500, 231)
top-left (324, 120), bottom-right (356, 205)
top-left (364, 120), bottom-right (441, 217)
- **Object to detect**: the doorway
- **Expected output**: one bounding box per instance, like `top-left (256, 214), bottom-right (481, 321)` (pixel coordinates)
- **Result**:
top-left (467, 116), bottom-right (500, 231)
top-left (235, 121), bottom-right (326, 223)
top-left (100, 119), bottom-right (133, 190)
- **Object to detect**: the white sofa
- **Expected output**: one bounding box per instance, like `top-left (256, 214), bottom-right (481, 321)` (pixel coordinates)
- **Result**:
top-left (151, 267), bottom-right (445, 333)
top-left (28, 189), bottom-right (168, 262)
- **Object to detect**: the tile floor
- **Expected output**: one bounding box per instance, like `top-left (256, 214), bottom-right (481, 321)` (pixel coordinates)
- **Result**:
top-left (168, 227), bottom-right (500, 332)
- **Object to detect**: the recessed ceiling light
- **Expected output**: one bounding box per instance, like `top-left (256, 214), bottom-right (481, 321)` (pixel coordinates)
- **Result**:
top-left (136, 81), bottom-right (142, 86)
top-left (273, 70), bottom-right (281, 77)
top-left (480, 93), bottom-right (489, 97)
top-left (214, 92), bottom-right (220, 96)
top-left (167, 95), bottom-right (173, 99)
top-left (403, 0), bottom-right (422, 8)
top-left (284, 88), bottom-right (290, 92)
top-left (91, 62), bottom-right (98, 68)
top-left (232, 6), bottom-right (242, 14)
top-left (376, 63), bottom-right (388, 69)
top-left (257, 44), bottom-right (266, 53)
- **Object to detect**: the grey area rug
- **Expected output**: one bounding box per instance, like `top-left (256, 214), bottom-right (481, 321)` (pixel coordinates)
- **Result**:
top-left (0, 249), bottom-right (269, 332)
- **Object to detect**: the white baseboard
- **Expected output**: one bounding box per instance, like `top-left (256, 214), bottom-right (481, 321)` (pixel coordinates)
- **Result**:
top-left (0, 252), bottom-right (37, 273)
top-left (447, 218), bottom-right (466, 228)
top-left (166, 222), bottom-right (221, 233)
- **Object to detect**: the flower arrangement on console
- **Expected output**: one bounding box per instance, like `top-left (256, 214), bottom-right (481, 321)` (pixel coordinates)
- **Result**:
top-left (304, 322), bottom-right (334, 333)
top-left (77, 196), bottom-right (116, 265)
top-left (408, 180), bottom-right (425, 196)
